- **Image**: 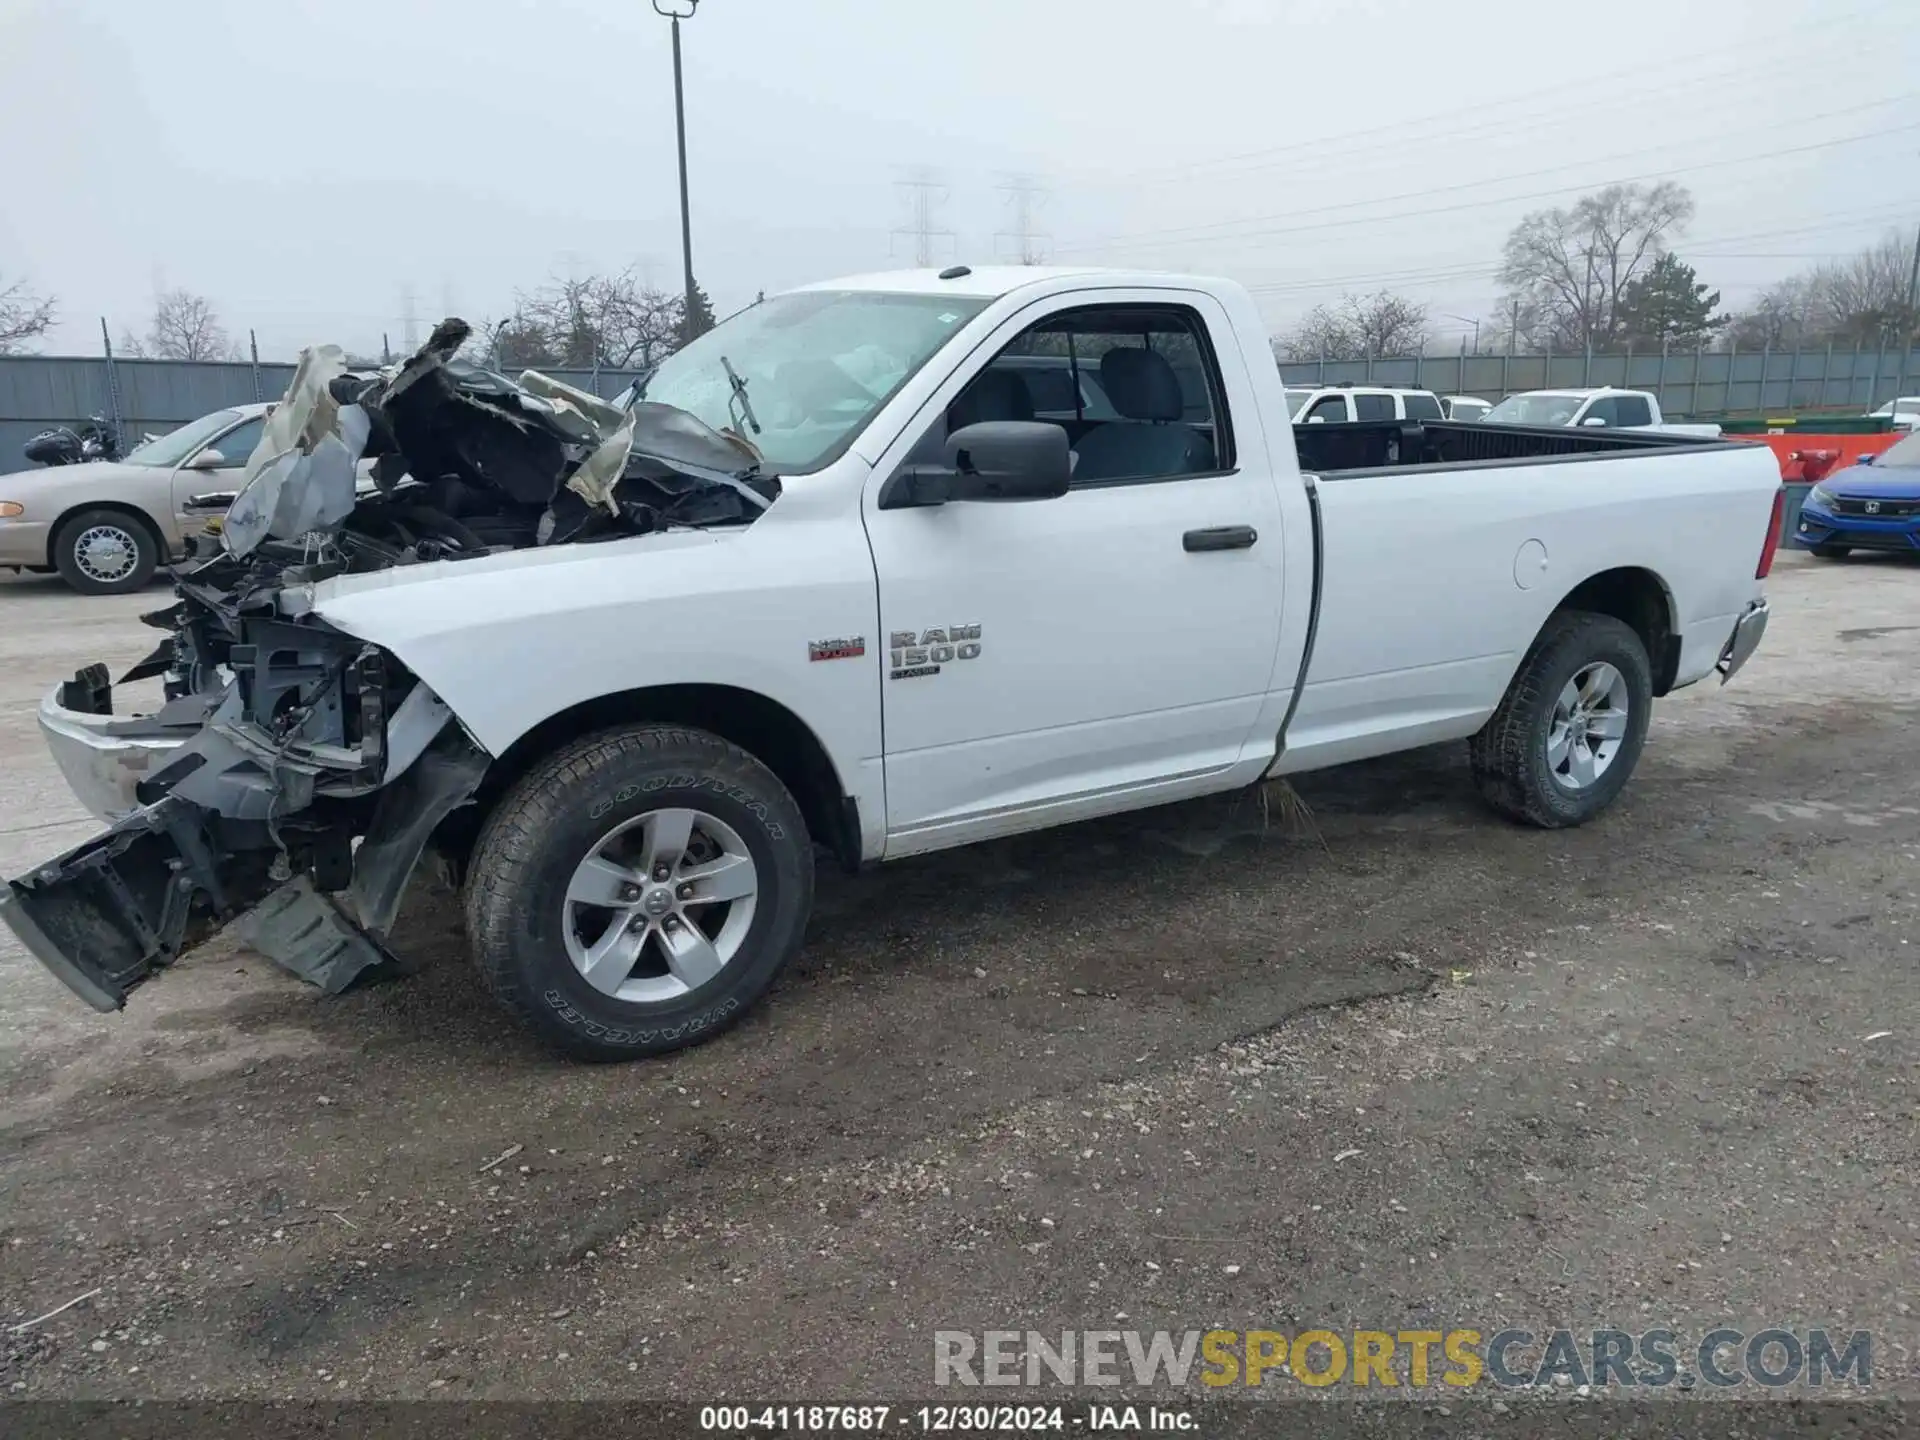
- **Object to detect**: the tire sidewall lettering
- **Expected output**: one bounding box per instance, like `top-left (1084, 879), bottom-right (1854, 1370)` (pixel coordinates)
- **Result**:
top-left (588, 772), bottom-right (782, 838)
top-left (542, 988), bottom-right (740, 1047)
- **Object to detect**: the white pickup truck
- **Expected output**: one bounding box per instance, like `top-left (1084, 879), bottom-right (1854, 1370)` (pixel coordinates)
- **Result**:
top-left (4, 267), bottom-right (1780, 1061)
top-left (1481, 386), bottom-right (1722, 438)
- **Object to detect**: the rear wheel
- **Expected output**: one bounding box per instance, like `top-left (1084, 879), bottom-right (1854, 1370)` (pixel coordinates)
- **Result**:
top-left (1469, 611), bottom-right (1653, 828)
top-left (464, 725), bottom-right (814, 1061)
top-left (1810, 543), bottom-right (1851, 560)
top-left (52, 508), bottom-right (159, 595)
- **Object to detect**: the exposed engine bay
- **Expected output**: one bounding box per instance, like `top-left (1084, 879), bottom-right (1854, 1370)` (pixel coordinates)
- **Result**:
top-left (2, 321), bottom-right (780, 1011)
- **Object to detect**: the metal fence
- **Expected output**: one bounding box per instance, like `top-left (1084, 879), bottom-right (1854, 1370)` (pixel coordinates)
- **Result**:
top-left (4, 343), bottom-right (1920, 473)
top-left (0, 356), bottom-right (646, 474)
top-left (1276, 344), bottom-right (1920, 418)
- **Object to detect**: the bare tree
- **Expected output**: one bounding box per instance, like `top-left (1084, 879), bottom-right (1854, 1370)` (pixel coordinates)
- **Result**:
top-left (0, 273), bottom-right (56, 354)
top-left (1723, 277), bottom-right (1816, 351)
top-left (1803, 230), bottom-right (1917, 345)
top-left (1498, 183), bottom-right (1695, 351)
top-left (1279, 291), bottom-right (1429, 360)
top-left (502, 268), bottom-right (685, 370)
top-left (147, 289), bottom-right (231, 360)
top-left (1721, 231), bottom-right (1918, 350)
top-left (1278, 303), bottom-right (1351, 361)
top-left (1341, 291), bottom-right (1430, 358)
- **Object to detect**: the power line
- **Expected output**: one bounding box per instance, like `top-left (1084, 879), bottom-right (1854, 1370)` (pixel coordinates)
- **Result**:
top-left (1112, 1), bottom-right (1903, 188)
top-left (1236, 204), bottom-right (1920, 298)
top-left (1056, 118), bottom-right (1920, 259)
top-left (890, 170), bottom-right (955, 268)
top-left (996, 174), bottom-right (1050, 265)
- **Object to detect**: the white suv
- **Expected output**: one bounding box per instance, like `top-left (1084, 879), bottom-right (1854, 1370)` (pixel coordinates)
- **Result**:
top-left (1287, 385), bottom-right (1446, 423)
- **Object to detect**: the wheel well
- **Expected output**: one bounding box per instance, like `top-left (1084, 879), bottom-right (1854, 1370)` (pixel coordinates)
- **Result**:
top-left (450, 684), bottom-right (861, 874)
top-left (47, 501), bottom-right (166, 567)
top-left (1554, 566), bottom-right (1680, 694)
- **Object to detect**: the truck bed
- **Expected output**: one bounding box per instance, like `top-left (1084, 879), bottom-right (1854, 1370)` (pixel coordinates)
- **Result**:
top-left (1293, 419), bottom-right (1724, 476)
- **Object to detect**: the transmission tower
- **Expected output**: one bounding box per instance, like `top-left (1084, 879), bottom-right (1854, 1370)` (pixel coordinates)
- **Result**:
top-left (890, 170), bottom-right (955, 268)
top-left (995, 174), bottom-right (1050, 265)
top-left (400, 284), bottom-right (418, 350)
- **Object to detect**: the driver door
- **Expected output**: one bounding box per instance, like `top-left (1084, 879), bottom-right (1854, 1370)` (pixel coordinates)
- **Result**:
top-left (861, 289), bottom-right (1288, 854)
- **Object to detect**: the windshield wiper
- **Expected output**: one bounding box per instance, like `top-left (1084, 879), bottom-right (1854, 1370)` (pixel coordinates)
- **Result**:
top-left (721, 356), bottom-right (761, 436)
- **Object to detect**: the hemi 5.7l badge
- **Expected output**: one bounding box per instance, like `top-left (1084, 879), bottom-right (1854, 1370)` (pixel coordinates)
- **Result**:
top-left (808, 636), bottom-right (866, 662)
top-left (890, 625), bottom-right (981, 680)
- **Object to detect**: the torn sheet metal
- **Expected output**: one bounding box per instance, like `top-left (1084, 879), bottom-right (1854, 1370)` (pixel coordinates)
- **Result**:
top-left (223, 344), bottom-right (371, 557)
top-left (519, 370), bottom-right (637, 512)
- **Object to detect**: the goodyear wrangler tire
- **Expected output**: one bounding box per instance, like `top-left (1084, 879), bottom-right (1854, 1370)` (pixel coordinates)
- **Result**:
top-left (464, 725), bottom-right (814, 1061)
top-left (1468, 611), bottom-right (1653, 830)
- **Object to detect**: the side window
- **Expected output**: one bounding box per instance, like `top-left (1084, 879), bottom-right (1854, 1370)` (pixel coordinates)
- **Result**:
top-left (204, 416), bottom-right (265, 467)
top-left (1304, 395), bottom-right (1349, 423)
top-left (948, 303), bottom-right (1233, 486)
top-left (1353, 393), bottom-right (1394, 422)
top-left (1011, 364), bottom-right (1079, 419)
top-left (1612, 394), bottom-right (1653, 427)
top-left (1401, 391), bottom-right (1444, 421)
top-left (1582, 397), bottom-right (1617, 427)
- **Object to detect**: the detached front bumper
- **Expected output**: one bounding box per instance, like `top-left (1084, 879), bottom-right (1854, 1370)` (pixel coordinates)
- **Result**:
top-left (10, 658), bottom-right (489, 1015)
top-left (39, 681), bottom-right (194, 823)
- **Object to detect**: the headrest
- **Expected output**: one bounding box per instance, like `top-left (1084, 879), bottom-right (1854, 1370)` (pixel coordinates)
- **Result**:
top-left (949, 368), bottom-right (1035, 429)
top-left (1099, 347), bottom-right (1184, 422)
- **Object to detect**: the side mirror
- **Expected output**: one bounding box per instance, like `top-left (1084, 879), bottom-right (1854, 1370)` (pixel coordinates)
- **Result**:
top-left (879, 421), bottom-right (1071, 509)
top-left (1306, 414), bottom-right (1326, 424)
top-left (1580, 416), bottom-right (1607, 428)
top-left (945, 421), bottom-right (1071, 501)
top-left (187, 448), bottom-right (226, 470)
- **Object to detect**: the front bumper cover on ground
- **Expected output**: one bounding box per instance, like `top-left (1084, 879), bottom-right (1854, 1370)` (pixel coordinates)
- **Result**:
top-left (5, 667), bottom-right (488, 1012)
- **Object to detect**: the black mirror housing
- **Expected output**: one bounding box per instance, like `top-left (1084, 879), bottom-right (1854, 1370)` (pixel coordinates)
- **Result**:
top-left (944, 421), bottom-right (1071, 501)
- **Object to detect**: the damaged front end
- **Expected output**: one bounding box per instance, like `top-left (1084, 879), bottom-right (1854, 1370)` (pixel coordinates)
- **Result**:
top-left (6, 320), bottom-right (776, 1012)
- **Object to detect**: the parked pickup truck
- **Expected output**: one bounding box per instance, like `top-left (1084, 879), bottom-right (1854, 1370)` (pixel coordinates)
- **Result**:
top-left (1481, 386), bottom-right (1722, 438)
top-left (2, 267), bottom-right (1781, 1062)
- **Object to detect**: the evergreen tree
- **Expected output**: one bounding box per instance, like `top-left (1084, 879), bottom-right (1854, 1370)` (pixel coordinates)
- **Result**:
top-left (1614, 254), bottom-right (1725, 348)
top-left (683, 281), bottom-right (717, 341)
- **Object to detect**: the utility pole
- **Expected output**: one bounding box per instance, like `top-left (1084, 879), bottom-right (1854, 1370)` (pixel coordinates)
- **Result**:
top-left (654, 0), bottom-right (701, 341)
top-left (1907, 221), bottom-right (1920, 315)
top-left (891, 170), bottom-right (954, 268)
top-left (1892, 222), bottom-right (1920, 407)
top-left (995, 174), bottom-right (1050, 265)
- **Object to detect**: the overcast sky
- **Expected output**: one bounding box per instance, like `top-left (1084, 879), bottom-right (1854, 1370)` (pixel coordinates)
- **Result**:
top-left (2, 0), bottom-right (1916, 359)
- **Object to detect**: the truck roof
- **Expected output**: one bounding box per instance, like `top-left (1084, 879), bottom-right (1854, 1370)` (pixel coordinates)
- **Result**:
top-left (791, 266), bottom-right (1203, 300)
top-left (1518, 386), bottom-right (1651, 399)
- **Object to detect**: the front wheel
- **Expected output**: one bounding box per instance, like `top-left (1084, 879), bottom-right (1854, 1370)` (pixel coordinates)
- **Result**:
top-left (1810, 543), bottom-right (1851, 560)
top-left (1469, 611), bottom-right (1653, 828)
top-left (464, 725), bottom-right (814, 1061)
top-left (52, 508), bottom-right (159, 595)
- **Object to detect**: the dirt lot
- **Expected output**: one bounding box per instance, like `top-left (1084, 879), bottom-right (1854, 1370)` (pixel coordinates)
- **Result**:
top-left (1, 551), bottom-right (1917, 1407)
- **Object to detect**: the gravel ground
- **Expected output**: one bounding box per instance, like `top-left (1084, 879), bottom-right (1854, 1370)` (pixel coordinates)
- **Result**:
top-left (0, 551), bottom-right (1917, 1412)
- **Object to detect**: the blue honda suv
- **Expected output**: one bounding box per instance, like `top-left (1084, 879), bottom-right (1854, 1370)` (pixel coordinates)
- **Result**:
top-left (1793, 429), bottom-right (1920, 559)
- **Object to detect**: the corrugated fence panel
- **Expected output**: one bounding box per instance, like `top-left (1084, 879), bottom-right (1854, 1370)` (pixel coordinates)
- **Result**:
top-left (6, 347), bottom-right (1917, 475)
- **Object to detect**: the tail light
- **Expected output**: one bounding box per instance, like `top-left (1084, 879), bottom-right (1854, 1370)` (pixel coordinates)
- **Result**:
top-left (1756, 486), bottom-right (1785, 579)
